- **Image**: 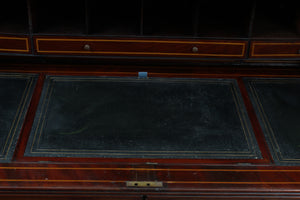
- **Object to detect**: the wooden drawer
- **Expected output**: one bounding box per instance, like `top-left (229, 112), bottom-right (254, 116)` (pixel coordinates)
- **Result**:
top-left (250, 41), bottom-right (300, 58)
top-left (0, 36), bottom-right (30, 54)
top-left (35, 37), bottom-right (247, 58)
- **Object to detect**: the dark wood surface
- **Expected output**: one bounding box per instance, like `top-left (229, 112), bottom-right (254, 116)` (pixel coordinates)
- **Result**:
top-left (250, 41), bottom-right (300, 58)
top-left (0, 1), bottom-right (299, 64)
top-left (0, 35), bottom-right (30, 54)
top-left (34, 37), bottom-right (247, 58)
top-left (0, 1), bottom-right (299, 198)
top-left (0, 65), bottom-right (297, 199)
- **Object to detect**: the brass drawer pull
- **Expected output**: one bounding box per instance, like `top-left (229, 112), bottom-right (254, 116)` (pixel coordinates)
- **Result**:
top-left (192, 46), bottom-right (199, 53)
top-left (83, 44), bottom-right (91, 51)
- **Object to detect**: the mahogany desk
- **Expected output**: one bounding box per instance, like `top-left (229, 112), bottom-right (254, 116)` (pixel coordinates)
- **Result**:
top-left (0, 0), bottom-right (299, 199)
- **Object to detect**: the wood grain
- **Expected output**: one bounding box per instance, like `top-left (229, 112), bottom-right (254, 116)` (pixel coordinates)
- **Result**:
top-left (0, 35), bottom-right (30, 53)
top-left (34, 36), bottom-right (247, 58)
top-left (250, 41), bottom-right (300, 58)
top-left (0, 65), bottom-right (298, 199)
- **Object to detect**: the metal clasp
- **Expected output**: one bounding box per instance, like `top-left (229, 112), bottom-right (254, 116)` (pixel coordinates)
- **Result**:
top-left (126, 181), bottom-right (163, 188)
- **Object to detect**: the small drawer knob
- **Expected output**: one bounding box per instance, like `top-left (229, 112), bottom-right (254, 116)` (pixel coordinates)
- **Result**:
top-left (83, 44), bottom-right (91, 51)
top-left (192, 46), bottom-right (199, 53)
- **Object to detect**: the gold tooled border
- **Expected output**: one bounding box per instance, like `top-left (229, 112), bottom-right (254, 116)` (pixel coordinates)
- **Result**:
top-left (36, 38), bottom-right (246, 57)
top-left (248, 79), bottom-right (300, 163)
top-left (251, 42), bottom-right (300, 57)
top-left (0, 74), bottom-right (35, 160)
top-left (27, 77), bottom-right (259, 158)
top-left (0, 37), bottom-right (29, 53)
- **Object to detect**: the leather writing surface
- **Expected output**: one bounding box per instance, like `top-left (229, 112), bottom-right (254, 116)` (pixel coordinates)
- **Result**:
top-left (0, 73), bottom-right (37, 162)
top-left (245, 78), bottom-right (300, 165)
top-left (25, 76), bottom-right (261, 159)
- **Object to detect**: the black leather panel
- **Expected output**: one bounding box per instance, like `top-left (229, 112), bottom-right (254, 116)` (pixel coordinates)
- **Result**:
top-left (0, 73), bottom-right (37, 162)
top-left (25, 76), bottom-right (261, 159)
top-left (245, 78), bottom-right (300, 165)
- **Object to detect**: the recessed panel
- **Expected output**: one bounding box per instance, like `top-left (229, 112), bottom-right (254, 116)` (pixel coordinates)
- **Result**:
top-left (245, 78), bottom-right (300, 165)
top-left (25, 76), bottom-right (261, 159)
top-left (0, 73), bottom-right (37, 162)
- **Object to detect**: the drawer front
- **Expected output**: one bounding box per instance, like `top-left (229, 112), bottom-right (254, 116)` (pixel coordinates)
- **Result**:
top-left (35, 37), bottom-right (247, 58)
top-left (0, 36), bottom-right (30, 53)
top-left (250, 42), bottom-right (300, 58)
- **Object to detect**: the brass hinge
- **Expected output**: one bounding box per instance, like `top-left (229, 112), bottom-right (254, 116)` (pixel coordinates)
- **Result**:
top-left (126, 181), bottom-right (163, 188)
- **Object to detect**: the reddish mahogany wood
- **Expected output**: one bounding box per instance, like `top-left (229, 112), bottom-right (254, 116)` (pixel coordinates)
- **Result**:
top-left (0, 196), bottom-right (299, 200)
top-left (0, 65), bottom-right (299, 199)
top-left (0, 164), bottom-right (299, 194)
top-left (0, 195), bottom-right (300, 200)
top-left (13, 73), bottom-right (46, 161)
top-left (9, 70), bottom-right (269, 165)
top-left (0, 35), bottom-right (30, 54)
top-left (34, 36), bottom-right (247, 58)
top-left (0, 196), bottom-right (139, 200)
top-left (149, 196), bottom-right (300, 200)
top-left (2, 64), bottom-right (300, 165)
top-left (236, 78), bottom-right (273, 163)
top-left (0, 1), bottom-right (298, 199)
top-left (1, 64), bottom-right (300, 77)
top-left (250, 41), bottom-right (300, 58)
